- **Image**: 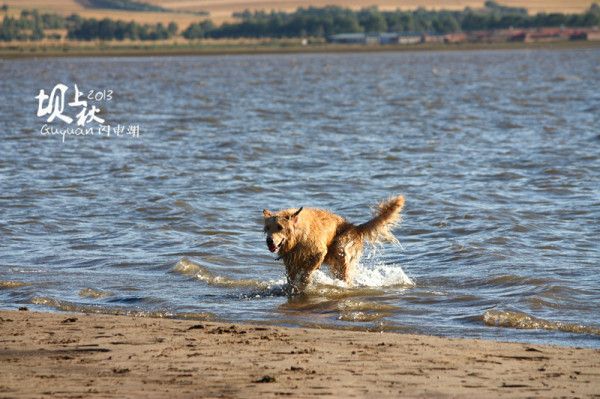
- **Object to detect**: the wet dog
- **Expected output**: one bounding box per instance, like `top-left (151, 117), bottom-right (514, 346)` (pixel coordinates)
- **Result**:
top-left (263, 195), bottom-right (405, 293)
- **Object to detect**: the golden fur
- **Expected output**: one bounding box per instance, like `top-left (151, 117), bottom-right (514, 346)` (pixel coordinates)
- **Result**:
top-left (263, 195), bottom-right (405, 293)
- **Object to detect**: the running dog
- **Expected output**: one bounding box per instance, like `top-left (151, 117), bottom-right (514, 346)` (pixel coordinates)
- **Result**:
top-left (263, 195), bottom-right (405, 293)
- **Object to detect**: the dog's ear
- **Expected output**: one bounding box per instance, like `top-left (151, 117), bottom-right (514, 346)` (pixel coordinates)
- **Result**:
top-left (263, 209), bottom-right (272, 218)
top-left (290, 207), bottom-right (303, 222)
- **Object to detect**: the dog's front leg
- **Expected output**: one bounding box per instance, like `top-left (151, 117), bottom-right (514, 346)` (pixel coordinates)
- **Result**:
top-left (285, 251), bottom-right (326, 294)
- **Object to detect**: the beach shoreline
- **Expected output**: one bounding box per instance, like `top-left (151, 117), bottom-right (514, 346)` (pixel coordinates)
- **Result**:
top-left (1, 40), bottom-right (599, 59)
top-left (0, 310), bottom-right (598, 398)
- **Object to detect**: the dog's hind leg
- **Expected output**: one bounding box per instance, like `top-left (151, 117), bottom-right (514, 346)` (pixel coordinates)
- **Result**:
top-left (327, 236), bottom-right (363, 284)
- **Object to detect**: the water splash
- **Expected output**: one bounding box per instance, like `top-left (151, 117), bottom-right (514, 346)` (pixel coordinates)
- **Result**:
top-left (352, 262), bottom-right (414, 287)
top-left (312, 260), bottom-right (414, 289)
top-left (174, 257), bottom-right (413, 298)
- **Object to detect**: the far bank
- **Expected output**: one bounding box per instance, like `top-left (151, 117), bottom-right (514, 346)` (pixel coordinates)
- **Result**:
top-left (1, 39), bottom-right (600, 59)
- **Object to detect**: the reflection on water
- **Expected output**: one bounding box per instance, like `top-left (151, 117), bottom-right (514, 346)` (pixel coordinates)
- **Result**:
top-left (1, 49), bottom-right (600, 348)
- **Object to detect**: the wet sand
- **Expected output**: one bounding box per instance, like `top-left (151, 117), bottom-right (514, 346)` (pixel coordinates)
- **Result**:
top-left (1, 311), bottom-right (599, 398)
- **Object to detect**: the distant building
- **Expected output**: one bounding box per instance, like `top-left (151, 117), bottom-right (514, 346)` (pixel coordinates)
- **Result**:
top-left (507, 27), bottom-right (597, 43)
top-left (378, 32), bottom-right (399, 44)
top-left (327, 33), bottom-right (366, 44)
top-left (423, 34), bottom-right (445, 43)
top-left (397, 32), bottom-right (423, 44)
top-left (467, 30), bottom-right (508, 43)
top-left (328, 27), bottom-right (599, 46)
top-left (365, 33), bottom-right (380, 45)
top-left (328, 32), bottom-right (424, 45)
top-left (588, 29), bottom-right (600, 41)
top-left (527, 28), bottom-right (566, 42)
top-left (569, 30), bottom-right (588, 41)
top-left (443, 33), bottom-right (467, 43)
top-left (508, 31), bottom-right (527, 42)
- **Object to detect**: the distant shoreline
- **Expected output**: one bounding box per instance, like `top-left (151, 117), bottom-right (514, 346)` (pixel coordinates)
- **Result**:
top-left (2, 40), bottom-right (599, 59)
top-left (1, 310), bottom-right (599, 398)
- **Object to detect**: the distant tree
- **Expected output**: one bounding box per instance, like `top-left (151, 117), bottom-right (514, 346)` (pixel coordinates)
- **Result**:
top-left (544, 13), bottom-right (568, 26)
top-left (30, 11), bottom-right (44, 40)
top-left (581, 4), bottom-right (600, 26)
top-left (182, 20), bottom-right (214, 39)
top-left (68, 18), bottom-right (97, 40)
top-left (66, 13), bottom-right (82, 27)
top-left (137, 24), bottom-right (149, 40)
top-left (114, 20), bottom-right (127, 40)
top-left (153, 22), bottom-right (169, 39)
top-left (358, 7), bottom-right (387, 32)
top-left (461, 12), bottom-right (490, 31)
top-left (329, 13), bottom-right (362, 35)
top-left (41, 13), bottom-right (66, 29)
top-left (65, 15), bottom-right (179, 41)
top-left (432, 13), bottom-right (460, 33)
top-left (410, 8), bottom-right (434, 32)
top-left (402, 13), bottom-right (417, 32)
top-left (167, 21), bottom-right (178, 36)
top-left (232, 9), bottom-right (253, 21)
top-left (580, 9), bottom-right (600, 26)
top-left (128, 21), bottom-right (141, 40)
top-left (1, 15), bottom-right (16, 41)
top-left (98, 18), bottom-right (116, 39)
top-left (51, 4), bottom-right (600, 41)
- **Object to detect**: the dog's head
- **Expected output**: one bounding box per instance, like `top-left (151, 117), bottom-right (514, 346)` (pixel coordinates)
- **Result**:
top-left (262, 207), bottom-right (303, 254)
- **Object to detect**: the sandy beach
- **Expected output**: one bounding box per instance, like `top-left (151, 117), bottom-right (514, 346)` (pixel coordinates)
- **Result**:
top-left (0, 310), bottom-right (598, 398)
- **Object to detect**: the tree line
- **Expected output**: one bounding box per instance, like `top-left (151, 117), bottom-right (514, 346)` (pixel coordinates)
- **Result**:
top-left (67, 14), bottom-right (178, 41)
top-left (185, 2), bottom-right (600, 38)
top-left (1, 2), bottom-right (599, 42)
top-left (0, 9), bottom-right (178, 41)
top-left (84, 0), bottom-right (165, 12)
top-left (1, 9), bottom-right (64, 41)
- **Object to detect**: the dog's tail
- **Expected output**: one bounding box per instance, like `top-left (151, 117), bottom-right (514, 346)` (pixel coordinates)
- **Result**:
top-left (356, 195), bottom-right (405, 244)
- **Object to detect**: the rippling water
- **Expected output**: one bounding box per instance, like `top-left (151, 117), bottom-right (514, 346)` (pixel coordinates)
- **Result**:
top-left (1, 49), bottom-right (599, 348)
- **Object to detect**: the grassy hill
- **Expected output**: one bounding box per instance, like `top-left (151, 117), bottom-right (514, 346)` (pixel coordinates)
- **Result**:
top-left (2, 0), bottom-right (202, 26)
top-left (154, 0), bottom-right (594, 14)
top-left (2, 0), bottom-right (597, 26)
top-left (148, 1), bottom-right (597, 24)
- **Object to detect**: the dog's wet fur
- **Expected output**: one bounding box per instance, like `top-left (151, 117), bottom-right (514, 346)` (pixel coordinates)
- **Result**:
top-left (263, 195), bottom-right (405, 293)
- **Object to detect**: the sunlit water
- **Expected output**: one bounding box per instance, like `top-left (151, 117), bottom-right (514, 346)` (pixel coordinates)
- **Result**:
top-left (1, 49), bottom-right (599, 348)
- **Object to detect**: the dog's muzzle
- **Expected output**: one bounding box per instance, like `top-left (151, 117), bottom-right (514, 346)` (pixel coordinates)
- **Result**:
top-left (266, 237), bottom-right (281, 253)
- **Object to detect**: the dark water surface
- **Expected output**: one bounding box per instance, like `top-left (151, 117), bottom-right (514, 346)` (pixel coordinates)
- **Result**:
top-left (1, 49), bottom-right (599, 348)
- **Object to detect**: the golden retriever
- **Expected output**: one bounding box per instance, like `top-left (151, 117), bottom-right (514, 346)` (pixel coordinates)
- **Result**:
top-left (263, 195), bottom-right (405, 293)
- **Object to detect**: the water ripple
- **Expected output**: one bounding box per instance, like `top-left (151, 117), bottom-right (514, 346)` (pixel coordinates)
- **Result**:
top-left (0, 49), bottom-right (599, 347)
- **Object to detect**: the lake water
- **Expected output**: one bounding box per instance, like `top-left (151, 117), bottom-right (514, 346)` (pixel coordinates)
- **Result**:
top-left (1, 48), bottom-right (599, 348)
